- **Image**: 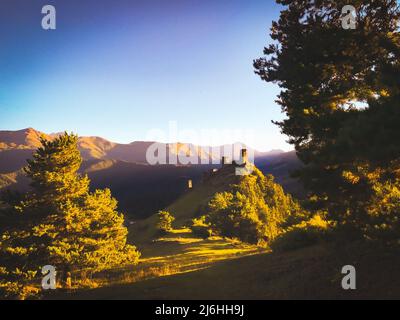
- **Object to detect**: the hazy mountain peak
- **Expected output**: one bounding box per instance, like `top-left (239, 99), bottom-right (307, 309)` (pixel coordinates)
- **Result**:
top-left (0, 128), bottom-right (290, 165)
top-left (0, 127), bottom-right (49, 150)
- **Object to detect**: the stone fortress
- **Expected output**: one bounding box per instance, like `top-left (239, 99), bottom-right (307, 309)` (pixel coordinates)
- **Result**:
top-left (198, 148), bottom-right (254, 187)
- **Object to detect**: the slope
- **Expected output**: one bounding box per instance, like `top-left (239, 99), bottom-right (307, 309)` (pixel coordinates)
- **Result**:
top-left (53, 241), bottom-right (400, 300)
top-left (129, 163), bottom-right (244, 243)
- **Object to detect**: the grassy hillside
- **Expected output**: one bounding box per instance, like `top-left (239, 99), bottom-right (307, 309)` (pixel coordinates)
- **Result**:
top-left (48, 227), bottom-right (266, 300)
top-left (166, 164), bottom-right (241, 224)
top-left (50, 238), bottom-right (400, 300)
top-left (86, 160), bottom-right (218, 219)
top-left (129, 164), bottom-right (242, 243)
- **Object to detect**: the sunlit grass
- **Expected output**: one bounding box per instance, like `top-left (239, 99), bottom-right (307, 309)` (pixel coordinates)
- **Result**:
top-left (154, 237), bottom-right (204, 244)
top-left (66, 228), bottom-right (267, 291)
top-left (168, 227), bottom-right (192, 234)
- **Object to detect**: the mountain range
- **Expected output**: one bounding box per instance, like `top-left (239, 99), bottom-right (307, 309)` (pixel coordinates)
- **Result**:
top-left (0, 128), bottom-right (302, 219)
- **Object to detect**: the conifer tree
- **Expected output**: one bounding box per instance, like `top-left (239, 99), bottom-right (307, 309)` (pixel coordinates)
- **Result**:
top-left (0, 133), bottom-right (140, 299)
top-left (254, 0), bottom-right (400, 239)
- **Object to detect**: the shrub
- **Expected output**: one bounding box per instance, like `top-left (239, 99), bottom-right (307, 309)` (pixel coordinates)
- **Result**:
top-left (190, 216), bottom-right (212, 239)
top-left (156, 210), bottom-right (175, 233)
top-left (271, 214), bottom-right (334, 252)
top-left (363, 180), bottom-right (400, 243)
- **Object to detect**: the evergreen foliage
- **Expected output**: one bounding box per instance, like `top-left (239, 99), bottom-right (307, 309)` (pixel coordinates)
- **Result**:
top-left (254, 0), bottom-right (400, 240)
top-left (0, 133), bottom-right (140, 299)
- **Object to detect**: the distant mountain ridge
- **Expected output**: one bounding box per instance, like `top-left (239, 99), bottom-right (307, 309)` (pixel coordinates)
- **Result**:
top-left (0, 128), bottom-right (51, 150)
top-left (0, 128), bottom-right (286, 164)
top-left (0, 128), bottom-right (302, 219)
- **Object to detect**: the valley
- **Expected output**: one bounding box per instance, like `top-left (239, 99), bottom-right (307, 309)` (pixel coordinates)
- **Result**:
top-left (0, 128), bottom-right (302, 218)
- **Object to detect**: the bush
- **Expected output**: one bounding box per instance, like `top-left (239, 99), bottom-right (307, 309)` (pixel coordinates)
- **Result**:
top-left (270, 214), bottom-right (334, 252)
top-left (156, 210), bottom-right (175, 233)
top-left (190, 216), bottom-right (212, 239)
top-left (363, 180), bottom-right (400, 243)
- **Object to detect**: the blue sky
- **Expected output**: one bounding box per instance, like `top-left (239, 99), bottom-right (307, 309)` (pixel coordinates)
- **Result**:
top-left (0, 0), bottom-right (290, 151)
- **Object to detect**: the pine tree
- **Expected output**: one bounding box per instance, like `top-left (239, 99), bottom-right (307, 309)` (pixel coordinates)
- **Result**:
top-left (254, 0), bottom-right (400, 239)
top-left (0, 133), bottom-right (140, 299)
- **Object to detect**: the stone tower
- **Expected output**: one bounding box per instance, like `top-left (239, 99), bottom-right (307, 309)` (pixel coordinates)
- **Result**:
top-left (221, 156), bottom-right (227, 166)
top-left (241, 148), bottom-right (248, 164)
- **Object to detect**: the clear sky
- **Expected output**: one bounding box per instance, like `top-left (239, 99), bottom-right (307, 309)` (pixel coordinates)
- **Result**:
top-left (0, 0), bottom-right (290, 151)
